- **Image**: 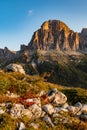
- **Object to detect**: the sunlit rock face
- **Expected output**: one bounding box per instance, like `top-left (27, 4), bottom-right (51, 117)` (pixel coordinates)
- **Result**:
top-left (28, 20), bottom-right (79, 51)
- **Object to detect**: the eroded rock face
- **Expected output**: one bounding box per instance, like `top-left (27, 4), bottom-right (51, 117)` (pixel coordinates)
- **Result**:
top-left (0, 47), bottom-right (16, 60)
top-left (79, 28), bottom-right (87, 51)
top-left (28, 20), bottom-right (79, 51)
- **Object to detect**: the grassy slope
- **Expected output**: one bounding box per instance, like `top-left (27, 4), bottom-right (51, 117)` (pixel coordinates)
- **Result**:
top-left (34, 51), bottom-right (87, 87)
top-left (0, 71), bottom-right (87, 104)
top-left (1, 50), bottom-right (87, 87)
top-left (0, 72), bottom-right (87, 129)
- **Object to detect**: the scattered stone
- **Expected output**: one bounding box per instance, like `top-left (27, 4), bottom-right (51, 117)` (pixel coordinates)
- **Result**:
top-left (48, 89), bottom-right (67, 106)
top-left (29, 104), bottom-right (41, 118)
top-left (55, 107), bottom-right (68, 114)
top-left (53, 92), bottom-right (67, 106)
top-left (25, 97), bottom-right (41, 107)
top-left (81, 104), bottom-right (87, 113)
top-left (74, 102), bottom-right (82, 109)
top-left (67, 106), bottom-right (80, 115)
top-left (55, 107), bottom-right (61, 112)
top-left (40, 110), bottom-right (46, 118)
top-left (76, 110), bottom-right (82, 116)
top-left (62, 103), bottom-right (69, 109)
top-left (42, 104), bottom-right (54, 115)
top-left (5, 63), bottom-right (25, 74)
top-left (23, 109), bottom-right (33, 120)
top-left (48, 88), bottom-right (58, 96)
top-left (30, 122), bottom-right (39, 129)
top-left (11, 104), bottom-right (24, 118)
top-left (43, 115), bottom-right (54, 127)
top-left (1, 88), bottom-right (87, 129)
top-left (17, 122), bottom-right (25, 130)
top-left (62, 117), bottom-right (68, 124)
top-left (0, 107), bottom-right (4, 114)
top-left (52, 113), bottom-right (62, 118)
top-left (60, 107), bottom-right (68, 113)
top-left (62, 117), bottom-right (72, 124)
top-left (0, 103), bottom-right (5, 107)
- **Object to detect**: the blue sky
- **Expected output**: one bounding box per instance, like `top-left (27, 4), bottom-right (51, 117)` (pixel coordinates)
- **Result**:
top-left (0, 0), bottom-right (87, 50)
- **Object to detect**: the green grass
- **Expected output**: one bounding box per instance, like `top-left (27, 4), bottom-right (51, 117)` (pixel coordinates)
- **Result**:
top-left (0, 71), bottom-right (87, 105)
top-left (0, 113), bottom-right (17, 130)
top-left (0, 72), bottom-right (87, 129)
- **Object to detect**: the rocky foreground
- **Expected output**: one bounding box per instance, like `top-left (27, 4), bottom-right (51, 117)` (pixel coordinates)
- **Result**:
top-left (0, 88), bottom-right (87, 130)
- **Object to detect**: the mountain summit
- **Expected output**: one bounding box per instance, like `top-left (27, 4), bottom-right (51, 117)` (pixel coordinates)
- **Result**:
top-left (28, 20), bottom-right (79, 51)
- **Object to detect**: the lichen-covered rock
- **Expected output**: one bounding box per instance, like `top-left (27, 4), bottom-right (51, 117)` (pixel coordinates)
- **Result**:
top-left (0, 107), bottom-right (4, 114)
top-left (40, 110), bottom-right (46, 118)
top-left (25, 97), bottom-right (41, 107)
top-left (62, 103), bottom-right (69, 109)
top-left (48, 88), bottom-right (67, 106)
top-left (55, 107), bottom-right (68, 114)
top-left (62, 117), bottom-right (72, 124)
top-left (10, 104), bottom-right (24, 118)
top-left (67, 106), bottom-right (80, 115)
top-left (43, 115), bottom-right (54, 127)
top-left (81, 104), bottom-right (87, 113)
top-left (29, 104), bottom-right (42, 118)
top-left (74, 102), bottom-right (82, 109)
top-left (42, 104), bottom-right (54, 115)
top-left (5, 63), bottom-right (25, 74)
top-left (30, 122), bottom-right (39, 130)
top-left (23, 109), bottom-right (33, 120)
top-left (17, 122), bottom-right (25, 130)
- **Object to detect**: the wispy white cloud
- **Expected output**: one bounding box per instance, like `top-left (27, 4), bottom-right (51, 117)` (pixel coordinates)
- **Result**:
top-left (28, 10), bottom-right (33, 16)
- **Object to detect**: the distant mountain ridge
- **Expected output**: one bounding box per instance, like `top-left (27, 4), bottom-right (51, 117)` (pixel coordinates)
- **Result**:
top-left (0, 19), bottom-right (87, 60)
top-left (20, 20), bottom-right (87, 53)
top-left (0, 47), bottom-right (16, 60)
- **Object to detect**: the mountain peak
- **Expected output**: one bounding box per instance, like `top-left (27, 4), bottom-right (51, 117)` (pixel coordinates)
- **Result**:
top-left (28, 20), bottom-right (79, 51)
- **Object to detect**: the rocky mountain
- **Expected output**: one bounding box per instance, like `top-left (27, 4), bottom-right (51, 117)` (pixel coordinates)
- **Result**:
top-left (0, 47), bottom-right (16, 61)
top-left (0, 20), bottom-right (87, 61)
top-left (1, 20), bottom-right (87, 87)
top-left (28, 20), bottom-right (80, 51)
top-left (79, 28), bottom-right (87, 51)
top-left (1, 20), bottom-right (87, 130)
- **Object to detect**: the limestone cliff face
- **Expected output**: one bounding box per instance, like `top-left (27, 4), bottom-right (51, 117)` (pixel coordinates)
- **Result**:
top-left (28, 20), bottom-right (79, 51)
top-left (79, 28), bottom-right (87, 51)
top-left (0, 47), bottom-right (16, 60)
